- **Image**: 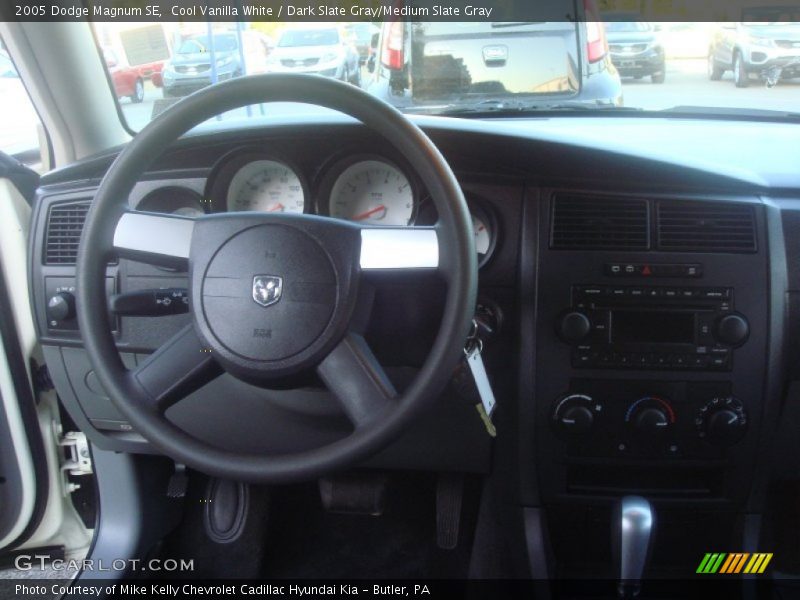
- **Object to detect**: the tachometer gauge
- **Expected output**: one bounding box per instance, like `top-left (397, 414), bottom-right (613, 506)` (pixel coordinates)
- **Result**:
top-left (329, 160), bottom-right (415, 226)
top-left (226, 160), bottom-right (306, 213)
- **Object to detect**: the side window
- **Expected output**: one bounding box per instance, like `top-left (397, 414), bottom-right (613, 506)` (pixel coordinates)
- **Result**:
top-left (0, 41), bottom-right (48, 172)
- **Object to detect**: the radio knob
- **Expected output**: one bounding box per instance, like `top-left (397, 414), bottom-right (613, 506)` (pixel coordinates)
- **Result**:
top-left (715, 313), bottom-right (749, 347)
top-left (552, 393), bottom-right (602, 435)
top-left (557, 311), bottom-right (591, 343)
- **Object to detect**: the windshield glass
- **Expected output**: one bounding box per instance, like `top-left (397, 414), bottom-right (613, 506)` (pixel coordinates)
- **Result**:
top-left (177, 34), bottom-right (238, 54)
top-left (278, 28), bottom-right (340, 47)
top-left (605, 21), bottom-right (652, 32)
top-left (87, 18), bottom-right (800, 134)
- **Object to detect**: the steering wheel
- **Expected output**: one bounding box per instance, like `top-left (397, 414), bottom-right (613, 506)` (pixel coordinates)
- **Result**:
top-left (77, 74), bottom-right (477, 483)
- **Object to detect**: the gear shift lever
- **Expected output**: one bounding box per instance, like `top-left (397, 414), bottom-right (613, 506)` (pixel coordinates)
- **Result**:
top-left (612, 496), bottom-right (654, 598)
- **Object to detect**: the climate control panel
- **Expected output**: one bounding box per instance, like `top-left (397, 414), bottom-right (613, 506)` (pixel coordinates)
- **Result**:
top-left (551, 381), bottom-right (747, 459)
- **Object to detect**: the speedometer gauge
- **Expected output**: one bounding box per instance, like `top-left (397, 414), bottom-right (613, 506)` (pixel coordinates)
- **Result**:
top-left (226, 160), bottom-right (306, 213)
top-left (329, 160), bottom-right (415, 226)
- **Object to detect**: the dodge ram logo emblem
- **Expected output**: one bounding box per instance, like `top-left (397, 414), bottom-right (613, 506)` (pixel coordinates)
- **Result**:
top-left (252, 275), bottom-right (283, 307)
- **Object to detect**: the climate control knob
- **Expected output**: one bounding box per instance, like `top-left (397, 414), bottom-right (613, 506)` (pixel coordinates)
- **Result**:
top-left (557, 311), bottom-right (591, 343)
top-left (697, 396), bottom-right (747, 446)
top-left (625, 396), bottom-right (675, 438)
top-left (552, 393), bottom-right (603, 435)
top-left (634, 407), bottom-right (670, 433)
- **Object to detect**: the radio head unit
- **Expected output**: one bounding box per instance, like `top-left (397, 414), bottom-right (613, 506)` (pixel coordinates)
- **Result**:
top-left (559, 285), bottom-right (749, 371)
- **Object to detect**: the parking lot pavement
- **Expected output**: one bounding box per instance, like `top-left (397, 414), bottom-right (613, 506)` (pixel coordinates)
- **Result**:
top-left (118, 60), bottom-right (799, 132)
top-left (620, 58), bottom-right (800, 113)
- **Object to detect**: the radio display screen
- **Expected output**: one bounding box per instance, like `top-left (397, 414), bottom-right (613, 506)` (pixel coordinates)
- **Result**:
top-left (612, 311), bottom-right (695, 345)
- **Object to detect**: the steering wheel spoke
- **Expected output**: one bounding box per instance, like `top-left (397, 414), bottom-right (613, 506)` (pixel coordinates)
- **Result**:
top-left (317, 333), bottom-right (397, 428)
top-left (127, 324), bottom-right (222, 413)
top-left (359, 227), bottom-right (439, 271)
top-left (113, 211), bottom-right (195, 269)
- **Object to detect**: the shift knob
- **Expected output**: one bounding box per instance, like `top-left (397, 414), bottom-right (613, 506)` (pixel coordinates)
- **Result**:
top-left (612, 496), bottom-right (654, 598)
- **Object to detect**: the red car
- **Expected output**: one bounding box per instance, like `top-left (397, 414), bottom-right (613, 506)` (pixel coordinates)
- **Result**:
top-left (133, 60), bottom-right (165, 88)
top-left (103, 47), bottom-right (145, 103)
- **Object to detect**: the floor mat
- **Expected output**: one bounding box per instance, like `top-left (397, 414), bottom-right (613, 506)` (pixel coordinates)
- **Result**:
top-left (262, 473), bottom-right (479, 579)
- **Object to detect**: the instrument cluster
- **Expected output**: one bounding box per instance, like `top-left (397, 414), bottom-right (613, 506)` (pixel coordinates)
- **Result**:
top-left (138, 149), bottom-right (499, 266)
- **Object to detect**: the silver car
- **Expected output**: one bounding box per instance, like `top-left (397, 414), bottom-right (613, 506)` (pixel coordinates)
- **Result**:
top-left (265, 26), bottom-right (361, 86)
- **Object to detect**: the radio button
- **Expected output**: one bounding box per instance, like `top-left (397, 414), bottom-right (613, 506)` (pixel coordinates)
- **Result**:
top-left (703, 288), bottom-right (731, 299)
top-left (572, 352), bottom-right (593, 367)
top-left (710, 355), bottom-right (730, 369)
top-left (670, 355), bottom-right (689, 368)
top-left (690, 355), bottom-right (710, 369)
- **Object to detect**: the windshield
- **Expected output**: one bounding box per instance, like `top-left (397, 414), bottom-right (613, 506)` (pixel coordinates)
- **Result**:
top-left (177, 35), bottom-right (238, 54)
top-left (85, 18), bottom-right (800, 134)
top-left (605, 21), bottom-right (652, 32)
top-left (278, 29), bottom-right (339, 47)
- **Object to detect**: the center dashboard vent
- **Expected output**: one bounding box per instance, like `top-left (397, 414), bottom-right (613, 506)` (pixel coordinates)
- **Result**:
top-left (44, 200), bottom-right (91, 265)
top-left (656, 201), bottom-right (756, 253)
top-left (550, 194), bottom-right (649, 250)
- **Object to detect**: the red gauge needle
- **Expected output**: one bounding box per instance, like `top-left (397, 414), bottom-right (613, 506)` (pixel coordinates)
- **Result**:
top-left (268, 203), bottom-right (285, 212)
top-left (352, 205), bottom-right (386, 221)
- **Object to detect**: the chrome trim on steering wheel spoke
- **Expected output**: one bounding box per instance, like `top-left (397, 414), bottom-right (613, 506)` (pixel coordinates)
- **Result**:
top-left (359, 228), bottom-right (439, 270)
top-left (113, 212), bottom-right (195, 263)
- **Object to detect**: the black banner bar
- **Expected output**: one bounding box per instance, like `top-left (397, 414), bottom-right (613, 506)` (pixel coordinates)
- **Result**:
top-left (3, 0), bottom-right (800, 23)
top-left (0, 578), bottom-right (787, 600)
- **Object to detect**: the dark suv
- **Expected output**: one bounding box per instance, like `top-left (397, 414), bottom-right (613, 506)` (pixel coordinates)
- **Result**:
top-left (365, 17), bottom-right (622, 112)
top-left (606, 17), bottom-right (666, 83)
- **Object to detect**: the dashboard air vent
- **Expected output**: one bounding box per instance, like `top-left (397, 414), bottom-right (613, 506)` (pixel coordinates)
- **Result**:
top-left (657, 201), bottom-right (756, 253)
top-left (44, 200), bottom-right (91, 265)
top-left (550, 195), bottom-right (649, 250)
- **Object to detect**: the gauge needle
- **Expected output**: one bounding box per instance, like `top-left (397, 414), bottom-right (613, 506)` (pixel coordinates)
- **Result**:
top-left (268, 203), bottom-right (285, 212)
top-left (352, 205), bottom-right (386, 221)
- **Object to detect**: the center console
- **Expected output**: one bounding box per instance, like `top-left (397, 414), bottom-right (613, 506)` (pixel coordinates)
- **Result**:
top-left (523, 190), bottom-right (778, 577)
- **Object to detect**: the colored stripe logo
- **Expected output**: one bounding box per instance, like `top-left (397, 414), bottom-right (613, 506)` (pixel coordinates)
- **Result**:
top-left (697, 553), bottom-right (773, 574)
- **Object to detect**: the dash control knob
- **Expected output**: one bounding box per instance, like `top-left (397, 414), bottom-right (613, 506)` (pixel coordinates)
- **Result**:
top-left (553, 393), bottom-right (603, 435)
top-left (625, 396), bottom-right (675, 438)
top-left (697, 396), bottom-right (747, 446)
top-left (557, 311), bottom-right (591, 343)
top-left (46, 292), bottom-right (76, 323)
top-left (715, 313), bottom-right (749, 347)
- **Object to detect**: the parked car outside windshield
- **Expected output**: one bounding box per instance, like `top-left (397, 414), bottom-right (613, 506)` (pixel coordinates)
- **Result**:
top-left (265, 26), bottom-right (361, 86)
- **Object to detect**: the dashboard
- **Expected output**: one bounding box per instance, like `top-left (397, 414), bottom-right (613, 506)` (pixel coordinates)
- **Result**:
top-left (27, 113), bottom-right (800, 578)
